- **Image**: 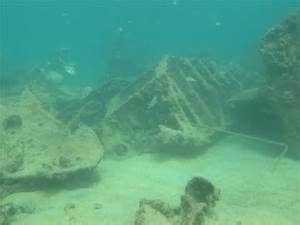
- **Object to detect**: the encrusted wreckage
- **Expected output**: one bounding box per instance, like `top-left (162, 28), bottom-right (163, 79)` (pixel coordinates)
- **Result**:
top-left (134, 176), bottom-right (220, 225)
top-left (261, 10), bottom-right (300, 158)
top-left (60, 56), bottom-right (247, 156)
top-left (0, 90), bottom-right (103, 188)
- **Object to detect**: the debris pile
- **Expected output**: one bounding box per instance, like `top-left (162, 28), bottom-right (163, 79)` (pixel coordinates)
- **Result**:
top-left (134, 177), bottom-right (220, 225)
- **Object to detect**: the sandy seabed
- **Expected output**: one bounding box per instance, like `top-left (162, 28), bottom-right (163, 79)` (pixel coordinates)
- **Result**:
top-left (3, 136), bottom-right (300, 225)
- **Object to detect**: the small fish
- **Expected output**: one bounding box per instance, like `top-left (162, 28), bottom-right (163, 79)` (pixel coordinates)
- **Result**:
top-left (64, 64), bottom-right (76, 76)
top-left (215, 21), bottom-right (222, 27)
top-left (46, 71), bottom-right (63, 82)
top-left (61, 11), bottom-right (69, 17)
top-left (186, 76), bottom-right (196, 82)
top-left (147, 96), bottom-right (158, 110)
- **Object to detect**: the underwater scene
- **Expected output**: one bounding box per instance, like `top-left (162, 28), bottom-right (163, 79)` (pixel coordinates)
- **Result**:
top-left (1, 0), bottom-right (300, 224)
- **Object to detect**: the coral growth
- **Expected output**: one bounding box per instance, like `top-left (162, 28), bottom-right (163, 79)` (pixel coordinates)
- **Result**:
top-left (60, 56), bottom-right (247, 156)
top-left (134, 176), bottom-right (220, 225)
top-left (261, 10), bottom-right (300, 158)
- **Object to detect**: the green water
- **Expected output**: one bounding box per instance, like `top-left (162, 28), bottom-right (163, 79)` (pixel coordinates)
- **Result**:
top-left (1, 1), bottom-right (300, 225)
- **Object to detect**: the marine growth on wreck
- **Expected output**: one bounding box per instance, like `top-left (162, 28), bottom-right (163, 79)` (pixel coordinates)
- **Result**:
top-left (0, 3), bottom-right (300, 225)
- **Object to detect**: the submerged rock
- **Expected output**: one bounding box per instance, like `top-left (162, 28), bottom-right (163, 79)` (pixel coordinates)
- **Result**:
top-left (227, 87), bottom-right (283, 138)
top-left (134, 176), bottom-right (220, 225)
top-left (63, 56), bottom-right (244, 156)
top-left (0, 203), bottom-right (17, 225)
top-left (260, 10), bottom-right (300, 158)
top-left (2, 115), bottom-right (22, 131)
top-left (0, 90), bottom-right (103, 186)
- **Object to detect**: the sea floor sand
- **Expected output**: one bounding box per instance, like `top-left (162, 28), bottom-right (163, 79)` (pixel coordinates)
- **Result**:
top-left (3, 136), bottom-right (300, 225)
